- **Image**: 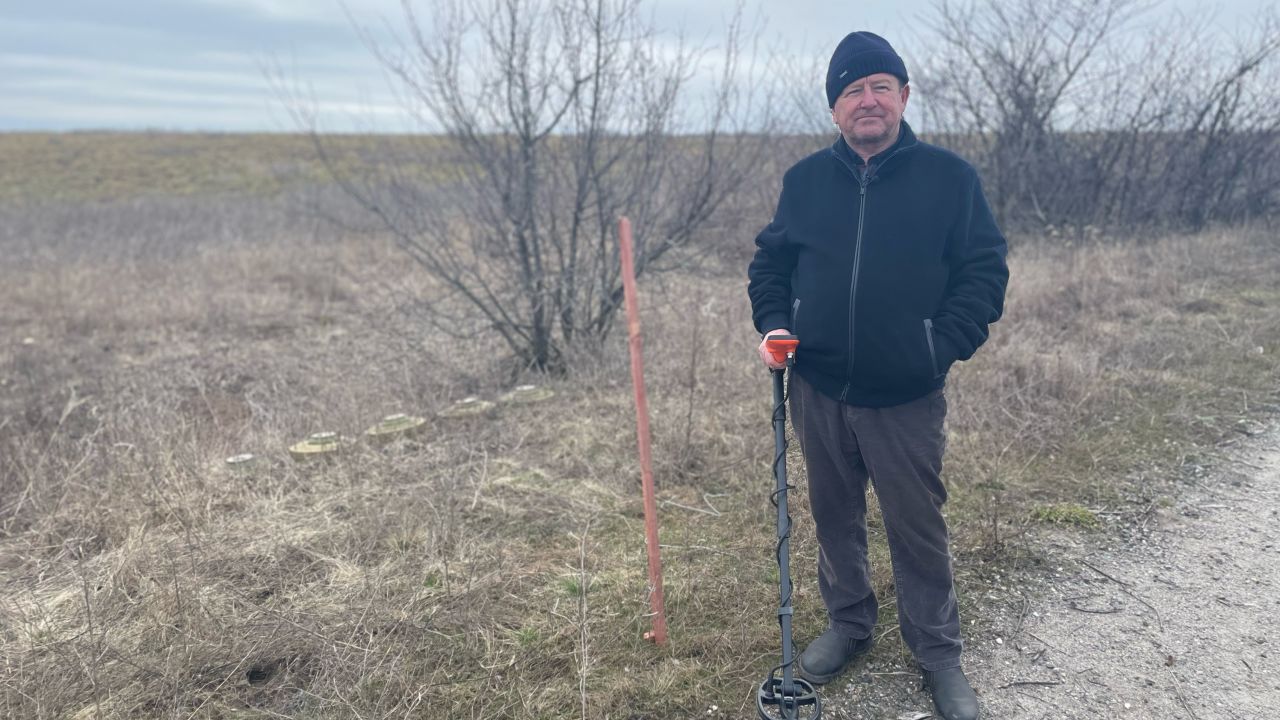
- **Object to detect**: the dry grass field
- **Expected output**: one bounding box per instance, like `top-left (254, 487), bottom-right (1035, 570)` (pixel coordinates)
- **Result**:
top-left (1, 133), bottom-right (1278, 718)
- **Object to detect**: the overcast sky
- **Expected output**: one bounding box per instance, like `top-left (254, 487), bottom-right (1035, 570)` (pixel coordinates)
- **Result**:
top-left (1, 0), bottom-right (1272, 132)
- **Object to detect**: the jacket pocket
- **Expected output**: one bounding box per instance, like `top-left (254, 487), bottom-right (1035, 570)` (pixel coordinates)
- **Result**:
top-left (923, 318), bottom-right (940, 378)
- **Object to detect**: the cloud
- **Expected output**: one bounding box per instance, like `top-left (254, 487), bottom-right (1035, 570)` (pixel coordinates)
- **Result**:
top-left (0, 0), bottom-right (410, 131)
top-left (2, 0), bottom-right (1269, 132)
top-left (201, 0), bottom-right (408, 24)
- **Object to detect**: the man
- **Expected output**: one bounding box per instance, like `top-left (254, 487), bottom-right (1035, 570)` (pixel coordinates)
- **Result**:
top-left (746, 31), bottom-right (1008, 720)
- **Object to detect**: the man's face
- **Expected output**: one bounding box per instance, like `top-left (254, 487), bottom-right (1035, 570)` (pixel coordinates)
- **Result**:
top-left (831, 73), bottom-right (910, 148)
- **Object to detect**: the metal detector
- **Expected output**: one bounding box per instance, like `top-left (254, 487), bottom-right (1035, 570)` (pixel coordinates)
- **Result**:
top-left (756, 334), bottom-right (821, 720)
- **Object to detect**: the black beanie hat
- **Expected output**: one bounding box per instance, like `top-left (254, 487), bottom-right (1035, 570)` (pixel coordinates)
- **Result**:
top-left (825, 31), bottom-right (908, 107)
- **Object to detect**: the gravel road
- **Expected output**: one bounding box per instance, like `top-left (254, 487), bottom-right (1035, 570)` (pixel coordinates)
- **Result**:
top-left (817, 423), bottom-right (1279, 720)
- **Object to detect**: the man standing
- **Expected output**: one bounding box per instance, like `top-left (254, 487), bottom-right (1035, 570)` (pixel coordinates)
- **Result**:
top-left (746, 32), bottom-right (1008, 720)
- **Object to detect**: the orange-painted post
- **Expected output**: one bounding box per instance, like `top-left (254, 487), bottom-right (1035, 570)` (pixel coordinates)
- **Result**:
top-left (618, 216), bottom-right (668, 646)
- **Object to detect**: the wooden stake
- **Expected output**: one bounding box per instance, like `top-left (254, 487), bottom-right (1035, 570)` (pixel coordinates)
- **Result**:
top-left (618, 216), bottom-right (668, 646)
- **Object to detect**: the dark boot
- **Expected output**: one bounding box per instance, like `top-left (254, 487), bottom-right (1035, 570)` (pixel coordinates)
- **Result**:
top-left (795, 628), bottom-right (873, 684)
top-left (921, 667), bottom-right (978, 720)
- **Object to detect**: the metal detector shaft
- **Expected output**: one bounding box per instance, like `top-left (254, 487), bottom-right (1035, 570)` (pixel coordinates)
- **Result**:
top-left (757, 335), bottom-right (819, 720)
top-left (771, 367), bottom-right (796, 697)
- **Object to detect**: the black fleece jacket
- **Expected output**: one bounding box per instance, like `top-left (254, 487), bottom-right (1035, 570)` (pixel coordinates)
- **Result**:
top-left (747, 122), bottom-right (1008, 407)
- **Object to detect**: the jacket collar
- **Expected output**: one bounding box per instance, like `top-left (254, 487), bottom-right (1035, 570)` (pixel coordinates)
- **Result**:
top-left (830, 120), bottom-right (919, 180)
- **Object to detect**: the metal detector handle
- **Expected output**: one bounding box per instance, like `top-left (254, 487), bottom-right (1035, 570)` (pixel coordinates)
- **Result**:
top-left (765, 334), bottom-right (799, 368)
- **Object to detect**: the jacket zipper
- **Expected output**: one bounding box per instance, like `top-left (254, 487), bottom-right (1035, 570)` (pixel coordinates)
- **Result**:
top-left (924, 318), bottom-right (939, 378)
top-left (839, 177), bottom-right (869, 403)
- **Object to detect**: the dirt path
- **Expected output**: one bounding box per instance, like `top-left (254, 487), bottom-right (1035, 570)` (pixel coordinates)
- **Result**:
top-left (820, 424), bottom-right (1279, 720)
top-left (964, 424), bottom-right (1280, 720)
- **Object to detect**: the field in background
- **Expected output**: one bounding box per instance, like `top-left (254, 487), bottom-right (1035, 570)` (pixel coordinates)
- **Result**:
top-left (1, 133), bottom-right (1278, 718)
top-left (0, 132), bottom-right (465, 206)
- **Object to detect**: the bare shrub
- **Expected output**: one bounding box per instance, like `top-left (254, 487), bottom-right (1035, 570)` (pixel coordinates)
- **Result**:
top-left (916, 0), bottom-right (1280, 231)
top-left (300, 0), bottom-right (780, 373)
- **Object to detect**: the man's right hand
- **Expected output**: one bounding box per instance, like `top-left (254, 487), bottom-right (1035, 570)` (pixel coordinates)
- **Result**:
top-left (757, 328), bottom-right (792, 370)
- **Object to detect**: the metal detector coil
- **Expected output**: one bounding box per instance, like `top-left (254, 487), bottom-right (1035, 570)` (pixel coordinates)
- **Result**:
top-left (757, 676), bottom-right (820, 720)
top-left (757, 334), bottom-right (820, 720)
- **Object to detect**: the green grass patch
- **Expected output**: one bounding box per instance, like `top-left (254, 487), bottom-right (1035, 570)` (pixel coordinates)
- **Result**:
top-left (1029, 503), bottom-right (1100, 528)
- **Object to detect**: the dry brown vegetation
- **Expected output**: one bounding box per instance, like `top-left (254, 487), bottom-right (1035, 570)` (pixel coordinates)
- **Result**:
top-left (1, 133), bottom-right (1278, 718)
